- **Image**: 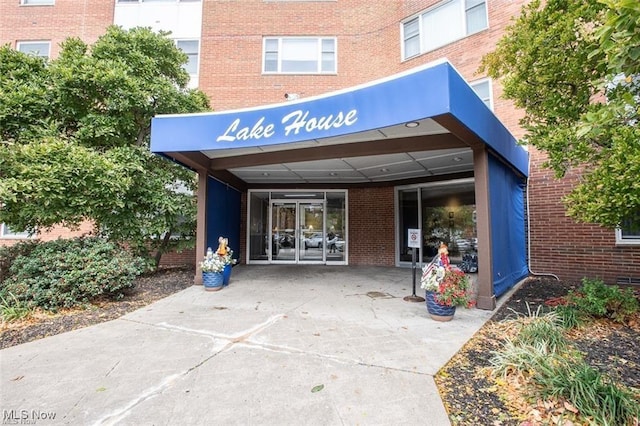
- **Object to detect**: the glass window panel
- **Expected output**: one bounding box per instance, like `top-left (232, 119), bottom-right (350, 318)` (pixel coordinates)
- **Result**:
top-left (281, 39), bottom-right (318, 72)
top-left (403, 18), bottom-right (420, 59)
top-left (620, 214), bottom-right (640, 239)
top-left (249, 192), bottom-right (270, 261)
top-left (281, 39), bottom-right (317, 61)
top-left (17, 41), bottom-right (50, 58)
top-left (422, 0), bottom-right (464, 51)
top-left (265, 39), bottom-right (278, 51)
top-left (1, 224), bottom-right (30, 238)
top-left (21, 0), bottom-right (54, 4)
top-left (176, 40), bottom-right (199, 74)
top-left (470, 80), bottom-right (491, 108)
top-left (321, 38), bottom-right (334, 52)
top-left (399, 189), bottom-right (419, 263)
top-left (465, 1), bottom-right (487, 34)
top-left (326, 192), bottom-right (346, 261)
top-left (321, 52), bottom-right (335, 73)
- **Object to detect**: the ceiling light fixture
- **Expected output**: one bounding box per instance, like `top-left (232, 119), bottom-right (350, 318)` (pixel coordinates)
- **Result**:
top-left (330, 172), bottom-right (338, 176)
top-left (405, 121), bottom-right (420, 128)
top-left (262, 172), bottom-right (270, 176)
top-left (452, 157), bottom-right (462, 162)
top-left (380, 168), bottom-right (390, 173)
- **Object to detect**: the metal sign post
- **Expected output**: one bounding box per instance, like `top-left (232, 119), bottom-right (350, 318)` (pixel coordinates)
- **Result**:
top-left (404, 229), bottom-right (425, 302)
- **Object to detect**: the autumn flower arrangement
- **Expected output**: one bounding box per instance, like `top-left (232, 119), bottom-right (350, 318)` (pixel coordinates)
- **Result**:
top-left (200, 237), bottom-right (236, 273)
top-left (421, 243), bottom-right (475, 308)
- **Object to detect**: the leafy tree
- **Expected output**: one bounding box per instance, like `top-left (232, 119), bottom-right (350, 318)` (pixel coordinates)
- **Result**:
top-left (481, 0), bottom-right (640, 228)
top-left (0, 26), bottom-right (210, 268)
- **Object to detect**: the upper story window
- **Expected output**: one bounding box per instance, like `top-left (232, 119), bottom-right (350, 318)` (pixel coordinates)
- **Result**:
top-left (176, 40), bottom-right (199, 75)
top-left (263, 37), bottom-right (336, 74)
top-left (470, 78), bottom-right (492, 110)
top-left (17, 41), bottom-right (51, 58)
top-left (616, 212), bottom-right (640, 246)
top-left (0, 224), bottom-right (31, 239)
top-left (20, 0), bottom-right (54, 4)
top-left (402, 0), bottom-right (488, 60)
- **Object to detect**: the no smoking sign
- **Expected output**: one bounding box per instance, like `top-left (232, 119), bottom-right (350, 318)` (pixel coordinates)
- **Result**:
top-left (408, 229), bottom-right (421, 248)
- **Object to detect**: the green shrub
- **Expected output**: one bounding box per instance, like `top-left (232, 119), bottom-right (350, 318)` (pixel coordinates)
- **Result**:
top-left (0, 237), bottom-right (145, 311)
top-left (512, 311), bottom-right (567, 352)
top-left (491, 311), bottom-right (640, 426)
top-left (0, 240), bottom-right (40, 283)
top-left (537, 362), bottom-right (640, 426)
top-left (0, 292), bottom-right (32, 322)
top-left (554, 304), bottom-right (582, 329)
top-left (566, 278), bottom-right (639, 323)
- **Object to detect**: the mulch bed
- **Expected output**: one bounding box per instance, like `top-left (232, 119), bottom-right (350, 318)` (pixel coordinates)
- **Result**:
top-left (2, 272), bottom-right (639, 425)
top-left (437, 277), bottom-right (640, 425)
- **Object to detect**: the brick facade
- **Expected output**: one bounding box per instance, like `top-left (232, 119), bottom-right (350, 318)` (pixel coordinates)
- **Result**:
top-left (2, 0), bottom-right (638, 282)
top-left (528, 147), bottom-right (640, 284)
top-left (0, 0), bottom-right (113, 56)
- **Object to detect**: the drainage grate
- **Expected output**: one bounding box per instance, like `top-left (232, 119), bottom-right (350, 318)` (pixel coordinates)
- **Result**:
top-left (616, 277), bottom-right (640, 286)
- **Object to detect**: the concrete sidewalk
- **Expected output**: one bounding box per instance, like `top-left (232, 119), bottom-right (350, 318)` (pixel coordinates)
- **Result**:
top-left (0, 265), bottom-right (496, 425)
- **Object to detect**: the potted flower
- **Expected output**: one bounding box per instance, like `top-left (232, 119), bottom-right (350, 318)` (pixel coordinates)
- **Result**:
top-left (421, 243), bottom-right (475, 321)
top-left (215, 236), bottom-right (237, 286)
top-left (200, 247), bottom-right (227, 291)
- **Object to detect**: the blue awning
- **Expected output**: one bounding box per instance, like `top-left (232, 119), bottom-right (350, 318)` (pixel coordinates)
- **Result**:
top-left (151, 60), bottom-right (528, 177)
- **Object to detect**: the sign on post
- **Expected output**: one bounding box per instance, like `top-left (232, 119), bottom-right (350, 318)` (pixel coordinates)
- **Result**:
top-left (404, 229), bottom-right (425, 302)
top-left (408, 229), bottom-right (421, 248)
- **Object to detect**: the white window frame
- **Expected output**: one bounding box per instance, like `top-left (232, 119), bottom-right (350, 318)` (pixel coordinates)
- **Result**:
top-left (0, 224), bottom-right (32, 239)
top-left (470, 78), bottom-right (493, 110)
top-left (401, 0), bottom-right (488, 60)
top-left (263, 37), bottom-right (337, 75)
top-left (176, 39), bottom-right (200, 75)
top-left (20, 0), bottom-right (54, 5)
top-left (17, 41), bottom-right (51, 58)
top-left (616, 216), bottom-right (640, 246)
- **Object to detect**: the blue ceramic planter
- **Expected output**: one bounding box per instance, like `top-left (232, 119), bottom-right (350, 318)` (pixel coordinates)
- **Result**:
top-left (222, 264), bottom-right (232, 286)
top-left (425, 291), bottom-right (456, 321)
top-left (203, 271), bottom-right (224, 291)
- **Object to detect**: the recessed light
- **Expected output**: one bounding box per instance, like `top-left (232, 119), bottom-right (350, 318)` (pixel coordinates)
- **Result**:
top-left (405, 121), bottom-right (420, 128)
top-left (262, 172), bottom-right (270, 176)
top-left (452, 157), bottom-right (462, 162)
top-left (380, 168), bottom-right (389, 172)
top-left (330, 172), bottom-right (338, 176)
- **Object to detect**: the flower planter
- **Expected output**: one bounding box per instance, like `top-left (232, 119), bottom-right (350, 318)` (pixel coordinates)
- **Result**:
top-left (203, 271), bottom-right (224, 291)
top-left (425, 291), bottom-right (456, 321)
top-left (222, 264), bottom-right (232, 286)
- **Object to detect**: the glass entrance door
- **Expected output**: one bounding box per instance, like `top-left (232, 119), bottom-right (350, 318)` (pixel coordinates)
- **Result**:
top-left (270, 201), bottom-right (324, 263)
top-left (271, 202), bottom-right (297, 262)
top-left (299, 202), bottom-right (324, 262)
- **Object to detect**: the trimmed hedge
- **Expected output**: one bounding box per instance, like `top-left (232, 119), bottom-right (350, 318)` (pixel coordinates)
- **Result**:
top-left (0, 237), bottom-right (145, 311)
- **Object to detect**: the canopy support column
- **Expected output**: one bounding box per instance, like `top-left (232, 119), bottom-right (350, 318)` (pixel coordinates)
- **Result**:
top-left (194, 170), bottom-right (208, 285)
top-left (473, 147), bottom-right (496, 310)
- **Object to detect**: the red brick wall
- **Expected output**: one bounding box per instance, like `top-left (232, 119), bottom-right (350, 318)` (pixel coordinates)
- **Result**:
top-left (159, 248), bottom-right (196, 269)
top-left (200, 0), bottom-right (527, 120)
top-left (0, 222), bottom-right (94, 247)
top-left (527, 147), bottom-right (640, 284)
top-left (0, 0), bottom-right (113, 57)
top-left (348, 187), bottom-right (395, 266)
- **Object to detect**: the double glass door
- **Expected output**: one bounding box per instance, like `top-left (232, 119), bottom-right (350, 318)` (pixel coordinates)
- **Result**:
top-left (271, 201), bottom-right (325, 263)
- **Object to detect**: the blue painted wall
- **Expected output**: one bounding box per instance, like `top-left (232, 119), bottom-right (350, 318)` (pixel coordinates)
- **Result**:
top-left (206, 177), bottom-right (241, 262)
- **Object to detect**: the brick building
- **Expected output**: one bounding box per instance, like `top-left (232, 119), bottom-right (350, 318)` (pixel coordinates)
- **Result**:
top-left (1, 0), bottom-right (638, 307)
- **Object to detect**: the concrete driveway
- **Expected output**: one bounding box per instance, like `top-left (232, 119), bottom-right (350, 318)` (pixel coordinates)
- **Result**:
top-left (0, 265), bottom-right (496, 425)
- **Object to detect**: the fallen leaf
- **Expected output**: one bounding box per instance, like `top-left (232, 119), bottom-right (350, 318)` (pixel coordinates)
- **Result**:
top-left (564, 401), bottom-right (579, 414)
top-left (311, 384), bottom-right (324, 393)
